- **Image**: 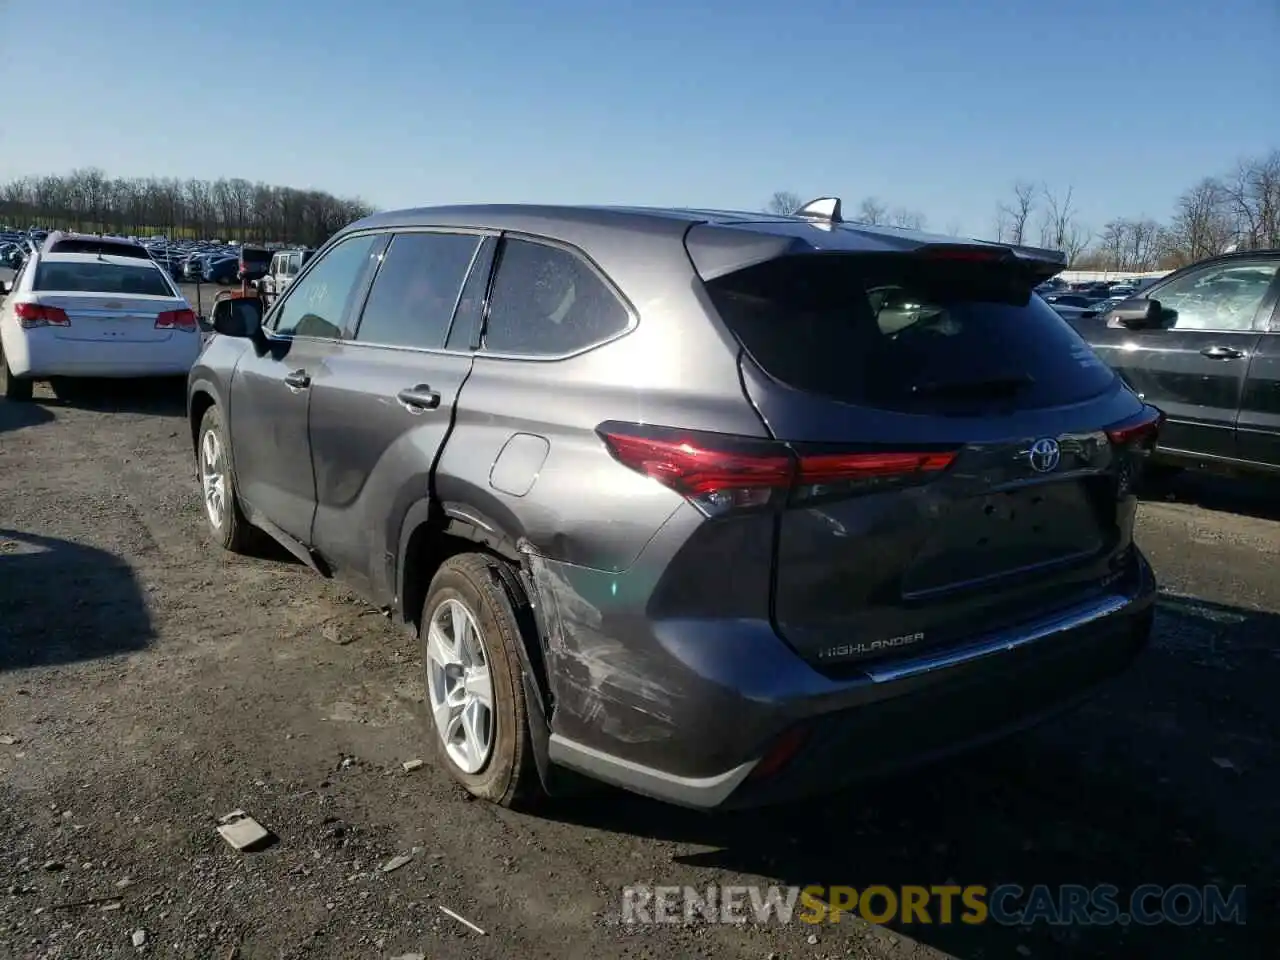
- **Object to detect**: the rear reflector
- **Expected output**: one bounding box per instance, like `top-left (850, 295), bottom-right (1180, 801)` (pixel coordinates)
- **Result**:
top-left (14, 302), bottom-right (70, 328)
top-left (747, 726), bottom-right (809, 781)
top-left (597, 422), bottom-right (957, 515)
top-left (1105, 406), bottom-right (1163, 450)
top-left (155, 308), bottom-right (198, 332)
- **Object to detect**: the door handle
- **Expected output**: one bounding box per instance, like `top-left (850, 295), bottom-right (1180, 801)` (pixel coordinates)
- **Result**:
top-left (397, 384), bottom-right (441, 411)
top-left (1200, 345), bottom-right (1244, 360)
top-left (283, 369), bottom-right (311, 390)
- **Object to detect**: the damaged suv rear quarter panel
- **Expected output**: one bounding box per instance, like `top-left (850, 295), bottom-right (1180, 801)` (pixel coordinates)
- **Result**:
top-left (432, 214), bottom-right (771, 753)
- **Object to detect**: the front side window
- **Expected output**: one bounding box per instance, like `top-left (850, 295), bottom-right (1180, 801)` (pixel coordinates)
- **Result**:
top-left (481, 239), bottom-right (630, 356)
top-left (353, 232), bottom-right (481, 350)
top-left (1152, 261), bottom-right (1280, 331)
top-left (271, 234), bottom-right (381, 339)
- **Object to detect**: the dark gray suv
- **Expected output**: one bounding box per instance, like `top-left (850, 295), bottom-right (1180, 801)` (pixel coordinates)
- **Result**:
top-left (187, 199), bottom-right (1160, 810)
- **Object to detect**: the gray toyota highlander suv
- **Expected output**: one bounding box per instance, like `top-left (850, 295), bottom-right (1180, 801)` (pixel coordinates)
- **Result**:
top-left (187, 198), bottom-right (1160, 810)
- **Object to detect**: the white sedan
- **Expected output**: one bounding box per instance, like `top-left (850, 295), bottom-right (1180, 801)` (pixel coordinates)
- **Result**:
top-left (0, 250), bottom-right (201, 400)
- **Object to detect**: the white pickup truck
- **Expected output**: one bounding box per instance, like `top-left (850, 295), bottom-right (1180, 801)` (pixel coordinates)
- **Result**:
top-left (254, 248), bottom-right (313, 300)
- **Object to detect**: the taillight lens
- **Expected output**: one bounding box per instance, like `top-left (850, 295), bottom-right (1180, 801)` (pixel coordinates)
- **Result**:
top-left (14, 302), bottom-right (70, 328)
top-left (596, 422), bottom-right (957, 516)
top-left (156, 308), bottom-right (198, 332)
top-left (596, 426), bottom-right (792, 514)
top-left (1105, 406), bottom-right (1163, 451)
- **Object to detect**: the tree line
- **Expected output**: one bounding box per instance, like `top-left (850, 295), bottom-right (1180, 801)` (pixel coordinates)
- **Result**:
top-left (0, 168), bottom-right (376, 249)
top-left (767, 149), bottom-right (1280, 271)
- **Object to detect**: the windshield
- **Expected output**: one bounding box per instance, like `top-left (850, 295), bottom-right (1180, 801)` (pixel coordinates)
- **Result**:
top-left (34, 261), bottom-right (175, 296)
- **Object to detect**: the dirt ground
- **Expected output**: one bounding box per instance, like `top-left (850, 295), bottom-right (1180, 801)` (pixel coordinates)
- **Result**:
top-left (1, 378), bottom-right (1277, 960)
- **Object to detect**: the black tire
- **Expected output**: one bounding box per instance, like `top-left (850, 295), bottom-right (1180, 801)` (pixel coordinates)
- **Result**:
top-left (420, 553), bottom-right (539, 807)
top-left (197, 405), bottom-right (254, 553)
top-left (0, 345), bottom-right (33, 401)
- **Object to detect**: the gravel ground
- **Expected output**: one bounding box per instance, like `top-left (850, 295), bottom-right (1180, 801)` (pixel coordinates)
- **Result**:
top-left (0, 379), bottom-right (1278, 960)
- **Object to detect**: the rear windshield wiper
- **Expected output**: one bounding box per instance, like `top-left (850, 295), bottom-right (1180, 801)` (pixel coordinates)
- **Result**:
top-left (908, 373), bottom-right (1035, 399)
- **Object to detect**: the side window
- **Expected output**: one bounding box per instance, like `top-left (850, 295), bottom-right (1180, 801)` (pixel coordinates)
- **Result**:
top-left (1152, 262), bottom-right (1280, 332)
top-left (288, 253), bottom-right (301, 276)
top-left (270, 234), bottom-right (381, 339)
top-left (352, 232), bottom-right (481, 350)
top-left (481, 239), bottom-right (630, 356)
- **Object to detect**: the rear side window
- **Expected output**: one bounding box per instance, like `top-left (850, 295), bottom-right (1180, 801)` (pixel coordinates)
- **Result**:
top-left (33, 261), bottom-right (173, 297)
top-left (706, 254), bottom-right (1117, 413)
top-left (482, 239), bottom-right (630, 356)
top-left (353, 232), bottom-right (481, 350)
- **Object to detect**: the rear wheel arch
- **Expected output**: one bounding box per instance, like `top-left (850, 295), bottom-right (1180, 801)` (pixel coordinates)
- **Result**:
top-left (397, 501), bottom-right (524, 631)
top-left (188, 383), bottom-right (219, 456)
top-left (397, 503), bottom-right (552, 711)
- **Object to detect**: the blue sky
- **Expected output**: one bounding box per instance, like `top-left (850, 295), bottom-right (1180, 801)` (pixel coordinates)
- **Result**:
top-left (1, 0), bottom-right (1275, 238)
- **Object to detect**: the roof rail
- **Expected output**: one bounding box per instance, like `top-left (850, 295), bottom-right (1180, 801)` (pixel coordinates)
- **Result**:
top-left (792, 196), bottom-right (843, 223)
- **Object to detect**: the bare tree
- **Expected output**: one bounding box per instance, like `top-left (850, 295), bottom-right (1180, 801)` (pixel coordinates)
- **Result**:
top-left (854, 196), bottom-right (887, 225)
top-left (1170, 177), bottom-right (1235, 264)
top-left (996, 180), bottom-right (1037, 245)
top-left (1125, 219), bottom-right (1161, 271)
top-left (1097, 220), bottom-right (1130, 271)
top-left (943, 218), bottom-right (965, 238)
top-left (1223, 151), bottom-right (1280, 250)
top-left (889, 207), bottom-right (927, 230)
top-left (764, 190), bottom-right (803, 215)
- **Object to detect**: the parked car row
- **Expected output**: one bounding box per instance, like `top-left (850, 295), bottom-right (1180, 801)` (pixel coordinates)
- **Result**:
top-left (0, 226), bottom-right (310, 288)
top-left (1036, 276), bottom-right (1165, 321)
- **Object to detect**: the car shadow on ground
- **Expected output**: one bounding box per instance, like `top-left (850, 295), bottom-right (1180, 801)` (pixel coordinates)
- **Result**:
top-left (42, 377), bottom-right (187, 417)
top-left (542, 595), bottom-right (1278, 959)
top-left (0, 528), bottom-right (154, 671)
top-left (1140, 469), bottom-right (1280, 524)
top-left (0, 397), bottom-right (55, 434)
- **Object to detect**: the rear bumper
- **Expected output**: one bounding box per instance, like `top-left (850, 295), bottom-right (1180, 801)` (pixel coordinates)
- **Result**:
top-left (4, 326), bottom-right (200, 378)
top-left (544, 550), bottom-right (1156, 810)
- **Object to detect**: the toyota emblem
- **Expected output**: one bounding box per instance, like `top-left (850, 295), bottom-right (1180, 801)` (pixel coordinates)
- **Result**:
top-left (1028, 438), bottom-right (1061, 474)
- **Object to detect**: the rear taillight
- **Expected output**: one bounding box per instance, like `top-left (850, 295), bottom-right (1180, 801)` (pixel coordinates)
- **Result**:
top-left (920, 246), bottom-right (1005, 262)
top-left (14, 302), bottom-right (70, 328)
top-left (1105, 406), bottom-right (1163, 451)
top-left (596, 423), bottom-right (957, 516)
top-left (156, 308), bottom-right (198, 332)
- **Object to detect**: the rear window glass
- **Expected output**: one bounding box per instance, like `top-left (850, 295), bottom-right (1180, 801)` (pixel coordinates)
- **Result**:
top-left (706, 254), bottom-right (1116, 413)
top-left (34, 261), bottom-right (174, 297)
top-left (46, 238), bottom-right (149, 259)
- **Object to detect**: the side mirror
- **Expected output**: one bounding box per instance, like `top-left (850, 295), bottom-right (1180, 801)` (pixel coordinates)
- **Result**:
top-left (1108, 297), bottom-right (1163, 330)
top-left (0, 280), bottom-right (10, 296)
top-left (209, 296), bottom-right (265, 338)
